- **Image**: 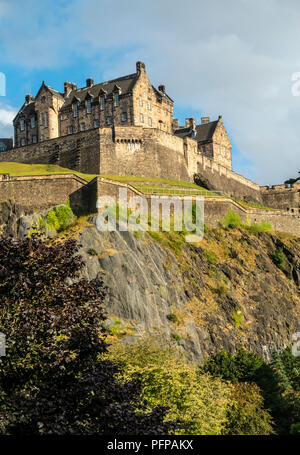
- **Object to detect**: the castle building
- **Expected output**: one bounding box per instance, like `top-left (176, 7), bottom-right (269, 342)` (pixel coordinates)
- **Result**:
top-left (174, 115), bottom-right (232, 170)
top-left (0, 138), bottom-right (13, 152)
top-left (13, 62), bottom-right (174, 148)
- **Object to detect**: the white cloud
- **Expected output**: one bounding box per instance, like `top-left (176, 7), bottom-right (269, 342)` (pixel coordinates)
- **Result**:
top-left (0, 103), bottom-right (16, 137)
top-left (1, 0), bottom-right (300, 183)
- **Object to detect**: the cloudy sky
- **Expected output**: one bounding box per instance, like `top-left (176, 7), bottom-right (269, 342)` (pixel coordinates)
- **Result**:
top-left (1, 0), bottom-right (300, 184)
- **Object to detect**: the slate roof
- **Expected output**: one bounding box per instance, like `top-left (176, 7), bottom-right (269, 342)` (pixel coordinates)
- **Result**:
top-left (13, 101), bottom-right (36, 122)
top-left (61, 73), bottom-right (138, 108)
top-left (174, 120), bottom-right (218, 143)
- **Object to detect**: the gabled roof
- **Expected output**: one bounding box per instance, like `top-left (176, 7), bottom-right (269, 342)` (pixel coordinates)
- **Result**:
top-left (174, 119), bottom-right (219, 143)
top-left (195, 120), bottom-right (218, 142)
top-left (13, 101), bottom-right (35, 123)
top-left (35, 81), bottom-right (64, 101)
top-left (62, 73), bottom-right (138, 108)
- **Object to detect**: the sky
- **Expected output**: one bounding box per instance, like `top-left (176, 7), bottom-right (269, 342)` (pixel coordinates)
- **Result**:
top-left (1, 0), bottom-right (300, 184)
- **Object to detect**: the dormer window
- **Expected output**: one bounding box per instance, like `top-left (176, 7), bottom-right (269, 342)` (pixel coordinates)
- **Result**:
top-left (20, 119), bottom-right (25, 131)
top-left (87, 99), bottom-right (92, 114)
top-left (73, 103), bottom-right (78, 117)
top-left (31, 117), bottom-right (35, 128)
top-left (114, 92), bottom-right (119, 107)
top-left (100, 96), bottom-right (105, 111)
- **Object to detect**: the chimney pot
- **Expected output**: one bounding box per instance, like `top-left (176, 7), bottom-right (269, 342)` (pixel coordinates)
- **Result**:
top-left (136, 61), bottom-right (146, 75)
top-left (86, 78), bottom-right (94, 87)
top-left (158, 84), bottom-right (166, 93)
top-left (64, 82), bottom-right (77, 97)
top-left (185, 117), bottom-right (195, 129)
top-left (25, 94), bottom-right (33, 104)
top-left (201, 116), bottom-right (210, 124)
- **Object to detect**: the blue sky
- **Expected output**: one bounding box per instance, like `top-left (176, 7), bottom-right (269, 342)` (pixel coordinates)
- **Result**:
top-left (1, 0), bottom-right (300, 184)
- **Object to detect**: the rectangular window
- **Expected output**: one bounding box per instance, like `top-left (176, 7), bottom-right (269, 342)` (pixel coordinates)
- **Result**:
top-left (87, 99), bottom-right (92, 114)
top-left (140, 113), bottom-right (144, 123)
top-left (20, 119), bottom-right (25, 131)
top-left (148, 117), bottom-right (152, 127)
top-left (100, 96), bottom-right (105, 110)
top-left (41, 135), bottom-right (45, 142)
top-left (122, 112), bottom-right (127, 122)
top-left (31, 117), bottom-right (35, 128)
top-left (147, 99), bottom-right (151, 110)
top-left (114, 92), bottom-right (119, 107)
top-left (68, 126), bottom-right (73, 134)
top-left (21, 138), bottom-right (26, 146)
top-left (32, 136), bottom-right (37, 144)
top-left (139, 95), bottom-right (143, 106)
top-left (40, 113), bottom-right (44, 125)
top-left (80, 122), bottom-right (86, 131)
top-left (93, 119), bottom-right (99, 128)
top-left (45, 112), bottom-right (48, 127)
top-left (201, 145), bottom-right (206, 154)
top-left (106, 116), bottom-right (112, 125)
top-left (73, 104), bottom-right (78, 117)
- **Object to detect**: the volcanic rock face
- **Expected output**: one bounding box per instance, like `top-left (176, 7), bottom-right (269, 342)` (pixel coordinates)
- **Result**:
top-left (74, 221), bottom-right (300, 362)
top-left (2, 205), bottom-right (299, 361)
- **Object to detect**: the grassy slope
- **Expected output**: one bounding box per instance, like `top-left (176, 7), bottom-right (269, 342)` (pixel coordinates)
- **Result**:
top-left (0, 162), bottom-right (276, 210)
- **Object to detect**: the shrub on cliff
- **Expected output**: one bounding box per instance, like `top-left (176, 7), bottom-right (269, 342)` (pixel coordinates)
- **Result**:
top-left (105, 339), bottom-right (233, 435)
top-left (0, 236), bottom-right (177, 435)
top-left (222, 210), bottom-right (242, 229)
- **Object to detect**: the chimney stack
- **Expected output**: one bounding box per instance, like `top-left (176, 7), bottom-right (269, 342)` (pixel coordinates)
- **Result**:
top-left (136, 61), bottom-right (146, 75)
top-left (86, 78), bottom-right (94, 88)
top-left (172, 119), bottom-right (179, 130)
top-left (64, 82), bottom-right (77, 97)
top-left (25, 94), bottom-right (34, 104)
top-left (158, 84), bottom-right (166, 93)
top-left (185, 117), bottom-right (195, 129)
top-left (201, 117), bottom-right (210, 124)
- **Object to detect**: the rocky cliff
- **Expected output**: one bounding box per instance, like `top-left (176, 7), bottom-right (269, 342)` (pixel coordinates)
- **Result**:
top-left (73, 219), bottom-right (300, 361)
top-left (2, 203), bottom-right (300, 362)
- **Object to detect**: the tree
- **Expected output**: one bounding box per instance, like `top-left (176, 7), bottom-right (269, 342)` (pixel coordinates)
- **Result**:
top-left (106, 339), bottom-right (233, 435)
top-left (0, 235), bottom-right (176, 435)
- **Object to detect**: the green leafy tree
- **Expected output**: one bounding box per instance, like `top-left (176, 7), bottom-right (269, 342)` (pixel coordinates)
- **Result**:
top-left (106, 339), bottom-right (233, 435)
top-left (0, 236), bottom-right (177, 435)
top-left (223, 383), bottom-right (274, 435)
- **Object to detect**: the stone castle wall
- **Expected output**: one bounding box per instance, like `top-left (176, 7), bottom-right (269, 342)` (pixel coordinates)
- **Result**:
top-left (0, 173), bottom-right (87, 211)
top-left (194, 154), bottom-right (262, 203)
top-left (78, 178), bottom-right (300, 237)
top-left (1, 125), bottom-right (300, 210)
top-left (260, 184), bottom-right (300, 210)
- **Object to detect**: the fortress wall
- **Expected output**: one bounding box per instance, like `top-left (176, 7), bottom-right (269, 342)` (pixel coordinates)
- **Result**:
top-left (77, 179), bottom-right (300, 238)
top-left (195, 154), bottom-right (262, 203)
top-left (98, 126), bottom-right (192, 181)
top-left (0, 174), bottom-right (86, 211)
top-left (261, 185), bottom-right (300, 210)
top-left (0, 129), bottom-right (101, 175)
